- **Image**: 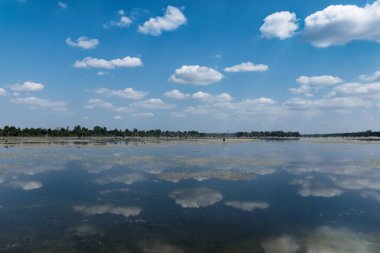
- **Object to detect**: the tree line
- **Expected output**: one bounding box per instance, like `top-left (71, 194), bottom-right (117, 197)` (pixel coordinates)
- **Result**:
top-left (0, 125), bottom-right (301, 138)
top-left (303, 130), bottom-right (380, 138)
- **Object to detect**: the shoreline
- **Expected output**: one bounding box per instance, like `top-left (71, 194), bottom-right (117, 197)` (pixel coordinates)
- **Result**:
top-left (1, 136), bottom-right (380, 147)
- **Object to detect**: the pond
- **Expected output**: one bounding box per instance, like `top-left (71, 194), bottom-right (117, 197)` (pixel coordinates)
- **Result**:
top-left (0, 139), bottom-right (380, 252)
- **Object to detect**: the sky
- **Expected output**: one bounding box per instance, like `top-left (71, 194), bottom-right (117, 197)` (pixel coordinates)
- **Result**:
top-left (1, 0), bottom-right (380, 133)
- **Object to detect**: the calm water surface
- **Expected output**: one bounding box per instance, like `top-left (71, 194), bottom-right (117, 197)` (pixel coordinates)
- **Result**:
top-left (0, 139), bottom-right (380, 252)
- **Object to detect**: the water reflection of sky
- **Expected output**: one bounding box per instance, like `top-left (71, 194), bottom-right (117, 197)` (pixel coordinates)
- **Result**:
top-left (0, 140), bottom-right (380, 252)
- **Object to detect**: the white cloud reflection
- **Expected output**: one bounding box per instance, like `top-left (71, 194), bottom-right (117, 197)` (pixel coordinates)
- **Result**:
top-left (225, 201), bottom-right (269, 211)
top-left (73, 204), bottom-right (141, 218)
top-left (261, 235), bottom-right (300, 253)
top-left (169, 187), bottom-right (222, 208)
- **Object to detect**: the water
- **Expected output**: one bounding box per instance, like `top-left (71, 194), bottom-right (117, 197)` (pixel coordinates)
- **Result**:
top-left (0, 139), bottom-right (380, 252)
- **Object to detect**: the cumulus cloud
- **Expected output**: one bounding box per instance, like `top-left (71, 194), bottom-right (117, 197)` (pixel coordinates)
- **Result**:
top-left (0, 88), bottom-right (6, 96)
top-left (304, 1), bottom-right (380, 47)
top-left (261, 235), bottom-right (300, 253)
top-left (138, 6), bottom-right (186, 36)
top-left (131, 98), bottom-right (175, 109)
top-left (85, 98), bottom-right (133, 113)
top-left (65, 36), bottom-right (99, 50)
top-left (73, 204), bottom-right (141, 218)
top-left (169, 65), bottom-right (223, 85)
top-left (260, 11), bottom-right (298, 40)
top-left (163, 89), bottom-right (189, 100)
top-left (12, 97), bottom-right (68, 111)
top-left (291, 177), bottom-right (344, 197)
top-left (104, 10), bottom-right (133, 28)
top-left (224, 62), bottom-right (269, 72)
top-left (289, 75), bottom-right (343, 96)
top-left (10, 180), bottom-right (43, 190)
top-left (330, 82), bottom-right (380, 98)
top-left (225, 201), bottom-right (269, 211)
top-left (94, 87), bottom-right (147, 100)
top-left (297, 76), bottom-right (343, 86)
top-left (74, 56), bottom-right (142, 69)
top-left (10, 81), bottom-right (44, 92)
top-left (169, 187), bottom-right (222, 208)
top-left (192, 91), bottom-right (233, 103)
top-left (360, 71), bottom-right (380, 82)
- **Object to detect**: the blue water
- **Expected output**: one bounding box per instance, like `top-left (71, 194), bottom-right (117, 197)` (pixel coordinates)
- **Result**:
top-left (0, 140), bottom-right (380, 252)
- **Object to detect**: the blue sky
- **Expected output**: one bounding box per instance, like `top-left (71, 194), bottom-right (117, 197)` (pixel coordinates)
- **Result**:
top-left (1, 0), bottom-right (380, 133)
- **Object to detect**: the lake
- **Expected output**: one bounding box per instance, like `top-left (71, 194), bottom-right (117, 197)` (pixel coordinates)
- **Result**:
top-left (0, 139), bottom-right (380, 252)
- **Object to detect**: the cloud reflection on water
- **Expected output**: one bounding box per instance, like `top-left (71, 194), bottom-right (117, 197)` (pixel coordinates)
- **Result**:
top-left (169, 187), bottom-right (222, 208)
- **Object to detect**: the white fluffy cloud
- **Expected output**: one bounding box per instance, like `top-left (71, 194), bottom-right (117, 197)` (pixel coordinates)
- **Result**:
top-left (74, 56), bottom-right (143, 69)
top-left (169, 187), bottom-right (222, 208)
top-left (289, 76), bottom-right (343, 96)
top-left (359, 71), bottom-right (380, 82)
top-left (0, 88), bottom-right (6, 96)
top-left (131, 98), bottom-right (175, 109)
top-left (225, 201), bottom-right (269, 211)
top-left (261, 235), bottom-right (300, 253)
top-left (304, 1), bottom-right (380, 47)
top-left (10, 81), bottom-right (44, 92)
top-left (94, 87), bottom-right (147, 100)
top-left (224, 62), bottom-right (269, 72)
top-left (192, 91), bottom-right (233, 103)
top-left (163, 89), bottom-right (189, 100)
top-left (73, 204), bottom-right (141, 218)
top-left (260, 11), bottom-right (298, 40)
top-left (297, 75), bottom-right (343, 86)
top-left (170, 65), bottom-right (223, 85)
top-left (66, 36), bottom-right (99, 49)
top-left (85, 98), bottom-right (133, 113)
top-left (104, 10), bottom-right (133, 28)
top-left (331, 82), bottom-right (380, 98)
top-left (13, 97), bottom-right (68, 110)
top-left (138, 6), bottom-right (186, 36)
